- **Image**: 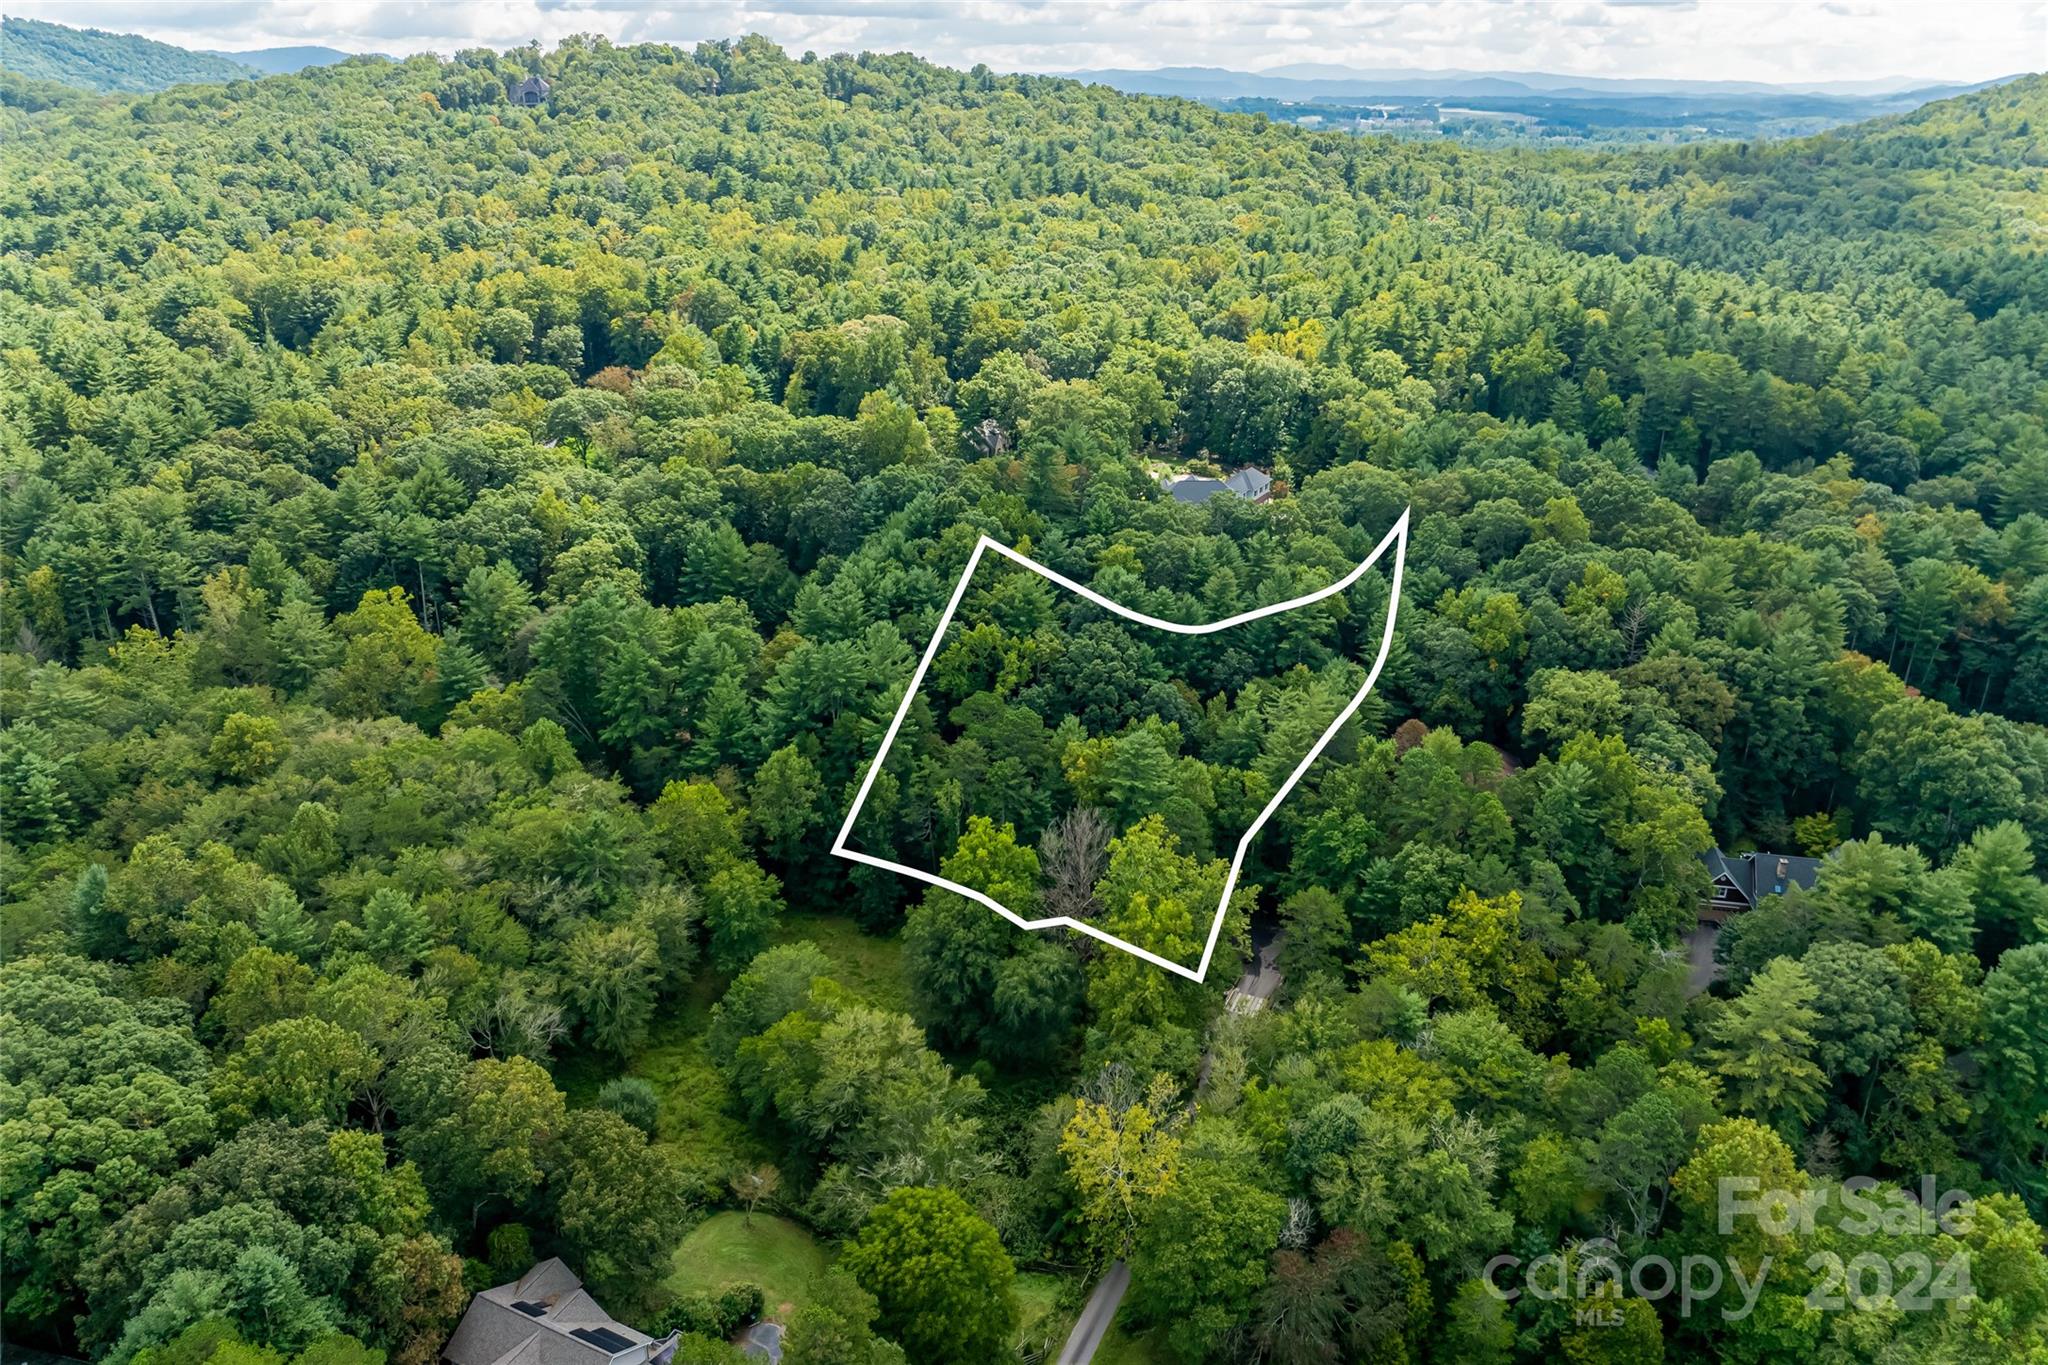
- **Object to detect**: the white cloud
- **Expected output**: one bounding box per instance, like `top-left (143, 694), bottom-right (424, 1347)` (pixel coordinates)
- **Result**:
top-left (12, 0), bottom-right (2044, 83)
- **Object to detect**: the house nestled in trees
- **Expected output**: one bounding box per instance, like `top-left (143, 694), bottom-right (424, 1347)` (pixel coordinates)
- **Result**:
top-left (1162, 466), bottom-right (1274, 504)
top-left (444, 1260), bottom-right (675, 1365)
top-left (510, 74), bottom-right (551, 106)
top-left (1700, 848), bottom-right (1822, 921)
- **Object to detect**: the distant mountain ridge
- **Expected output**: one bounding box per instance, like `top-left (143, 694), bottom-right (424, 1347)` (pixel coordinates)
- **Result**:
top-left (1057, 62), bottom-right (2023, 106)
top-left (2, 14), bottom-right (2025, 118)
top-left (1248, 62), bottom-right (1948, 97)
top-left (0, 17), bottom-right (364, 92)
top-left (0, 15), bottom-right (255, 91)
top-left (203, 45), bottom-right (363, 76)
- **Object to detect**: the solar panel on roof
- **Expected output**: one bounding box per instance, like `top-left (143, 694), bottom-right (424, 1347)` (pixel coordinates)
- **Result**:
top-left (512, 1301), bottom-right (548, 1317)
top-left (570, 1327), bottom-right (633, 1354)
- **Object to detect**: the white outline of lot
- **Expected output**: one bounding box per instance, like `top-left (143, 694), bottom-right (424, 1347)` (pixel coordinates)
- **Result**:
top-left (832, 508), bottom-right (1410, 982)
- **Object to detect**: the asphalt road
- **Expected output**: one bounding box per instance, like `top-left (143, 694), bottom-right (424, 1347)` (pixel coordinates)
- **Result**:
top-left (1055, 1260), bottom-right (1130, 1365)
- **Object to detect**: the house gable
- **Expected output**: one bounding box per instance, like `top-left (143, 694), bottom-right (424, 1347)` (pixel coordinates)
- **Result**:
top-left (1706, 871), bottom-right (1748, 908)
top-left (1698, 847), bottom-right (1826, 919)
top-left (445, 1261), bottom-right (666, 1365)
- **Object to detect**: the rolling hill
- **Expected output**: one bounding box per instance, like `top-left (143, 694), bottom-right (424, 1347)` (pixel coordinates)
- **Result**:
top-left (0, 15), bottom-right (255, 91)
top-left (204, 44), bottom-right (362, 76)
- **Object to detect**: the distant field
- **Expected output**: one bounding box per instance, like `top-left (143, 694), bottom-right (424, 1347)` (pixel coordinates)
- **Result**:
top-left (668, 1212), bottom-right (832, 1321)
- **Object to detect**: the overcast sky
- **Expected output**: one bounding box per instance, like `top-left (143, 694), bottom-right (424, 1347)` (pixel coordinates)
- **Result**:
top-left (14, 0), bottom-right (2047, 86)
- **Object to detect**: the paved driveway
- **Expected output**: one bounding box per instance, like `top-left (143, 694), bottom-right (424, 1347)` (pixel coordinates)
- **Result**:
top-left (1224, 924), bottom-right (1284, 1014)
top-left (1055, 1260), bottom-right (1130, 1365)
top-left (1684, 922), bottom-right (1721, 995)
top-left (739, 1321), bottom-right (782, 1362)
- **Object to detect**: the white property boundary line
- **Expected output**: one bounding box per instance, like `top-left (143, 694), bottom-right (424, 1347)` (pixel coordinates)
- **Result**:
top-left (831, 508), bottom-right (1411, 983)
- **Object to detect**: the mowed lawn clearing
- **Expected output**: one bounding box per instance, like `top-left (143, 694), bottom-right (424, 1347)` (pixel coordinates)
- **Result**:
top-left (570, 914), bottom-right (914, 1325)
top-left (668, 1212), bottom-right (832, 1321)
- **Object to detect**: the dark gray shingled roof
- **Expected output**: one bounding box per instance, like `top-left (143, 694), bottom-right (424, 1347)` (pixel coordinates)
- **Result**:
top-left (1702, 848), bottom-right (1823, 902)
top-left (1223, 467), bottom-right (1272, 500)
top-left (1165, 466), bottom-right (1271, 504)
top-left (443, 1259), bottom-right (667, 1365)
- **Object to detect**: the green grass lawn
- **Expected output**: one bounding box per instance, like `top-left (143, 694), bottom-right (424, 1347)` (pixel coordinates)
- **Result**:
top-left (770, 910), bottom-right (910, 1011)
top-left (557, 912), bottom-right (910, 1189)
top-left (1013, 1272), bottom-right (1071, 1357)
top-left (643, 912), bottom-right (907, 1177)
top-left (556, 969), bottom-right (769, 1191)
top-left (560, 914), bottom-right (912, 1325)
top-left (668, 1212), bottom-right (832, 1321)
top-left (1091, 1325), bottom-right (1168, 1365)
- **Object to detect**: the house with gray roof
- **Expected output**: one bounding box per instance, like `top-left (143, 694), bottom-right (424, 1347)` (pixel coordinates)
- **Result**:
top-left (1700, 848), bottom-right (1822, 922)
top-left (1162, 466), bottom-right (1273, 505)
top-left (443, 1259), bottom-right (676, 1365)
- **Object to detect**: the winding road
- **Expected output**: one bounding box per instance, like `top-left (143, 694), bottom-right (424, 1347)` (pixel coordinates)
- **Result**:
top-left (1057, 926), bottom-right (1287, 1363)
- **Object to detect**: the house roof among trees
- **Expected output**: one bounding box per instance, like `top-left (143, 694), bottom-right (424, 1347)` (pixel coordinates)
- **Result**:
top-left (1222, 467), bottom-right (1272, 499)
top-left (1164, 466), bottom-right (1272, 503)
top-left (443, 1260), bottom-right (660, 1365)
top-left (1703, 848), bottom-right (1823, 902)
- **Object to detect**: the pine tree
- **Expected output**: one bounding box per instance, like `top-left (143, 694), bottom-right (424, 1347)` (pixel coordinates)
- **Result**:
top-left (428, 631), bottom-right (492, 729)
top-left (686, 673), bottom-right (759, 774)
top-left (1708, 956), bottom-right (1827, 1134)
top-left (67, 862), bottom-right (123, 958)
top-left (257, 885), bottom-right (320, 961)
top-left (362, 888), bottom-right (431, 969)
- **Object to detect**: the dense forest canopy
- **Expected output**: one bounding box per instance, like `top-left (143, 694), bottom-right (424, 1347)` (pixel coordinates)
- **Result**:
top-left (2, 33), bottom-right (2047, 1365)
